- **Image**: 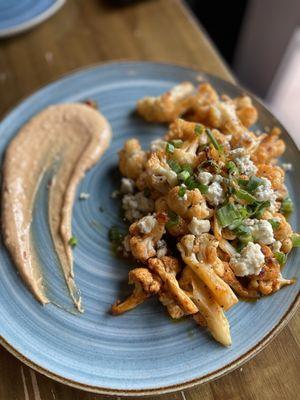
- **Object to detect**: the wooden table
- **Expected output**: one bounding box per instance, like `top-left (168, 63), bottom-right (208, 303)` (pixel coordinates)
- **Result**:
top-left (0, 1), bottom-right (299, 399)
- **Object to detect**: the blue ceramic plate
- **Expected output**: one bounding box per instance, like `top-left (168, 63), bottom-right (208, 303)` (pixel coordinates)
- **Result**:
top-left (0, 0), bottom-right (65, 38)
top-left (0, 62), bottom-right (299, 396)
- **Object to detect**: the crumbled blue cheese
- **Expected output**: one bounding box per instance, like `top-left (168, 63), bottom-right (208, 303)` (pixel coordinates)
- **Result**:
top-left (281, 163), bottom-right (292, 171)
top-left (246, 219), bottom-right (275, 245)
top-left (79, 192), bottom-right (90, 200)
top-left (120, 177), bottom-right (135, 194)
top-left (122, 192), bottom-right (154, 221)
top-left (230, 147), bottom-right (257, 176)
top-left (213, 174), bottom-right (224, 183)
top-left (188, 217), bottom-right (210, 235)
top-left (206, 181), bottom-right (224, 206)
top-left (157, 239), bottom-right (168, 258)
top-left (137, 215), bottom-right (157, 234)
top-left (197, 171), bottom-right (213, 185)
top-left (230, 242), bottom-right (265, 276)
top-left (235, 156), bottom-right (257, 176)
top-left (150, 138), bottom-right (167, 152)
top-left (254, 177), bottom-right (277, 211)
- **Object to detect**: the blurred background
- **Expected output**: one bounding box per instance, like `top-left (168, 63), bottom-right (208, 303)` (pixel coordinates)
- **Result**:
top-left (187, 0), bottom-right (300, 147)
top-left (1, 0), bottom-right (300, 147)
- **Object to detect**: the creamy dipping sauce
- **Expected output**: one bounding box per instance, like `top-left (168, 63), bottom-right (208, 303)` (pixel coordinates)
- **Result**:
top-left (2, 104), bottom-right (112, 311)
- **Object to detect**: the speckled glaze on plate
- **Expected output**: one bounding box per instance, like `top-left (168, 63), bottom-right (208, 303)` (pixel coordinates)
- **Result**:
top-left (0, 0), bottom-right (65, 38)
top-left (0, 62), bottom-right (299, 396)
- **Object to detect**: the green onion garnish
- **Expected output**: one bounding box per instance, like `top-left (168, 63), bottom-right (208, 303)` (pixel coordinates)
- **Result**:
top-left (291, 233), bottom-right (300, 247)
top-left (185, 176), bottom-right (208, 193)
top-left (217, 203), bottom-right (246, 228)
top-left (195, 124), bottom-right (205, 136)
top-left (178, 186), bottom-right (186, 198)
top-left (166, 210), bottom-right (179, 229)
top-left (166, 143), bottom-right (175, 154)
top-left (181, 163), bottom-right (193, 175)
top-left (233, 224), bottom-right (253, 244)
top-left (108, 226), bottom-right (123, 244)
top-left (226, 161), bottom-right (238, 175)
top-left (235, 189), bottom-right (257, 204)
top-left (68, 236), bottom-right (78, 247)
top-left (171, 139), bottom-right (183, 148)
top-left (167, 159), bottom-right (182, 174)
top-left (246, 176), bottom-right (264, 192)
top-left (274, 252), bottom-right (287, 267)
top-left (178, 170), bottom-right (190, 182)
top-left (281, 196), bottom-right (294, 215)
top-left (268, 218), bottom-right (280, 230)
top-left (206, 128), bottom-right (221, 151)
top-left (250, 200), bottom-right (270, 218)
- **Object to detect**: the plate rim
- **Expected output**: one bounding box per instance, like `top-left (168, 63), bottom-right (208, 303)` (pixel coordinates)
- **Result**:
top-left (0, 60), bottom-right (299, 396)
top-left (0, 0), bottom-right (65, 39)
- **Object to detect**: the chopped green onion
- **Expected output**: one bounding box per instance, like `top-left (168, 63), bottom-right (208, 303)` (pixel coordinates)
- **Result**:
top-left (178, 186), bottom-right (186, 198)
top-left (291, 233), bottom-right (300, 247)
top-left (181, 163), bottom-right (193, 175)
top-left (166, 210), bottom-right (179, 229)
top-left (166, 143), bottom-right (175, 154)
top-left (268, 218), bottom-right (280, 230)
top-left (178, 170), bottom-right (190, 182)
top-left (171, 139), bottom-right (183, 148)
top-left (108, 226), bottom-right (123, 244)
top-left (250, 200), bottom-right (271, 218)
top-left (195, 182), bottom-right (208, 194)
top-left (281, 196), bottom-right (294, 215)
top-left (246, 176), bottom-right (264, 192)
top-left (238, 178), bottom-right (248, 187)
top-left (195, 124), bottom-right (205, 136)
top-left (236, 241), bottom-right (247, 253)
top-left (167, 159), bottom-right (182, 174)
top-left (185, 176), bottom-right (208, 193)
top-left (68, 236), bottom-right (78, 247)
top-left (233, 224), bottom-right (252, 244)
top-left (235, 189), bottom-right (257, 204)
top-left (206, 128), bottom-right (221, 151)
top-left (217, 203), bottom-right (244, 228)
top-left (274, 252), bottom-right (287, 267)
top-left (226, 161), bottom-right (238, 175)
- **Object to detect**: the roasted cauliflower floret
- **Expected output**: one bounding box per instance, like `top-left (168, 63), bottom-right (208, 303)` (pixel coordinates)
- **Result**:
top-left (189, 83), bottom-right (219, 122)
top-left (165, 118), bottom-right (202, 141)
top-left (111, 268), bottom-right (161, 315)
top-left (119, 138), bottom-right (147, 179)
top-left (178, 234), bottom-right (238, 310)
top-left (167, 187), bottom-right (211, 220)
top-left (257, 164), bottom-right (285, 194)
top-left (252, 127), bottom-right (285, 164)
top-left (158, 291), bottom-right (185, 319)
top-left (272, 213), bottom-right (293, 242)
top-left (137, 82), bottom-right (195, 123)
top-left (128, 213), bottom-right (167, 262)
top-left (146, 151), bottom-right (178, 193)
top-left (233, 95), bottom-right (258, 128)
top-left (148, 256), bottom-right (198, 315)
top-left (180, 267), bottom-right (232, 346)
top-left (221, 262), bottom-right (259, 299)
